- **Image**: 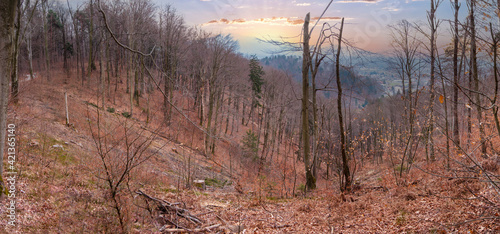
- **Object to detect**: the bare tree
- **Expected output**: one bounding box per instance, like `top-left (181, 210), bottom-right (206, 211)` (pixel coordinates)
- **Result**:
top-left (452, 0), bottom-right (461, 148)
top-left (87, 0), bottom-right (94, 82)
top-left (159, 4), bottom-right (185, 124)
top-left (204, 34), bottom-right (237, 155)
top-left (335, 18), bottom-right (351, 192)
top-left (89, 108), bottom-right (160, 232)
top-left (427, 0), bottom-right (442, 161)
top-left (468, 0), bottom-right (487, 156)
top-left (389, 20), bottom-right (422, 182)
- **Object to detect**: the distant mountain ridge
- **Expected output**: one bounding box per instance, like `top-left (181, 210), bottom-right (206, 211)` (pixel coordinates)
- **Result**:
top-left (260, 55), bottom-right (385, 106)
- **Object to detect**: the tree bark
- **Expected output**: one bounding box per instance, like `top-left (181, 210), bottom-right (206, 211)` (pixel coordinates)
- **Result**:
top-left (336, 18), bottom-right (350, 192)
top-left (61, 11), bottom-right (69, 82)
top-left (469, 0), bottom-right (487, 156)
top-left (490, 24), bottom-right (500, 140)
top-left (452, 0), bottom-right (460, 148)
top-left (42, 0), bottom-right (50, 81)
top-left (427, 0), bottom-right (437, 161)
top-left (10, 0), bottom-right (20, 103)
top-left (87, 0), bottom-right (94, 84)
top-left (0, 0), bottom-right (18, 196)
top-left (301, 13), bottom-right (315, 190)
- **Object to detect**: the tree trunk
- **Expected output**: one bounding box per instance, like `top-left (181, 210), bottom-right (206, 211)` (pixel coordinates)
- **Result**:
top-left (27, 26), bottom-right (34, 79)
top-left (134, 63), bottom-right (140, 106)
top-left (489, 24), bottom-right (500, 140)
top-left (62, 16), bottom-right (68, 72)
top-left (210, 86), bottom-right (224, 154)
top-left (10, 0), bottom-right (20, 103)
top-left (205, 85), bottom-right (215, 155)
top-left (311, 57), bottom-right (320, 180)
top-left (301, 13), bottom-right (315, 191)
top-left (336, 18), bottom-right (351, 192)
top-left (79, 22), bottom-right (84, 85)
top-left (100, 32), bottom-right (105, 108)
top-left (163, 49), bottom-right (172, 124)
top-left (87, 0), bottom-right (94, 84)
top-left (0, 0), bottom-right (18, 196)
top-left (469, 0), bottom-right (487, 156)
top-left (428, 0), bottom-right (437, 161)
top-left (225, 94), bottom-right (231, 134)
top-left (42, 0), bottom-right (50, 81)
top-left (106, 39), bottom-right (111, 98)
top-left (452, 0), bottom-right (460, 148)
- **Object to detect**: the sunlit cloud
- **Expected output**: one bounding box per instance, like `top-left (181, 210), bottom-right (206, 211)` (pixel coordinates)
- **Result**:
top-left (203, 16), bottom-right (343, 26)
top-left (311, 16), bottom-right (343, 20)
top-left (296, 3), bottom-right (311, 6)
top-left (338, 0), bottom-right (381, 3)
top-left (382, 6), bottom-right (400, 12)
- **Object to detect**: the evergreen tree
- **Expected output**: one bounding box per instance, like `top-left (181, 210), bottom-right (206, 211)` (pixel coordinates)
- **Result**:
top-left (249, 55), bottom-right (264, 104)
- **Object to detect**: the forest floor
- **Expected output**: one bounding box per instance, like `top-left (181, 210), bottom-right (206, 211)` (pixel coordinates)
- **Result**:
top-left (0, 70), bottom-right (499, 233)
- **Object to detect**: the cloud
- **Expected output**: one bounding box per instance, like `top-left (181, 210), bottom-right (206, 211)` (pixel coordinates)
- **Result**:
top-left (338, 0), bottom-right (381, 3)
top-left (203, 16), bottom-right (343, 26)
top-left (382, 6), bottom-right (400, 12)
top-left (311, 16), bottom-right (342, 20)
top-left (296, 3), bottom-right (311, 6)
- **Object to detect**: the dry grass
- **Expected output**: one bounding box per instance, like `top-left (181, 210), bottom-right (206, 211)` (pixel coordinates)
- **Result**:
top-left (0, 66), bottom-right (498, 233)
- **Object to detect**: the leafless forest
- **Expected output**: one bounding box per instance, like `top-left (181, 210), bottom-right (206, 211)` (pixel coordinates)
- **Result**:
top-left (0, 0), bottom-right (499, 232)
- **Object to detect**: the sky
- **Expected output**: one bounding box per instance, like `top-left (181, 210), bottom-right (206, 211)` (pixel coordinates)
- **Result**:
top-left (157, 0), bottom-right (462, 57)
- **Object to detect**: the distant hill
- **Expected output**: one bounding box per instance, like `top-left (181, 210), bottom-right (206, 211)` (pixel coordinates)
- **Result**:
top-left (260, 55), bottom-right (385, 106)
top-left (260, 55), bottom-right (302, 81)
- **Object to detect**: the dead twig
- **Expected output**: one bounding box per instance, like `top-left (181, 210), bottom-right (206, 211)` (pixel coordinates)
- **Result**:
top-left (159, 224), bottom-right (221, 233)
top-left (136, 190), bottom-right (203, 226)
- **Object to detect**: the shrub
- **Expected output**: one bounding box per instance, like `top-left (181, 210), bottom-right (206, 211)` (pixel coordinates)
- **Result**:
top-left (297, 183), bottom-right (306, 195)
top-left (395, 210), bottom-right (407, 226)
top-left (84, 101), bottom-right (99, 108)
top-left (205, 178), bottom-right (228, 188)
top-left (121, 112), bottom-right (131, 118)
top-left (241, 129), bottom-right (258, 160)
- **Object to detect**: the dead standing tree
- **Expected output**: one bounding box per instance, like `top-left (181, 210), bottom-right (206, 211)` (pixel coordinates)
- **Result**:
top-left (264, 1), bottom-right (354, 191)
top-left (301, 13), bottom-right (315, 190)
top-left (334, 18), bottom-right (351, 192)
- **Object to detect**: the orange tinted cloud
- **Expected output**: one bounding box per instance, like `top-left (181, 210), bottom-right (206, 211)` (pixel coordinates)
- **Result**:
top-left (233, 18), bottom-right (246, 23)
top-left (203, 16), bottom-right (342, 26)
top-left (338, 0), bottom-right (380, 3)
top-left (287, 18), bottom-right (304, 25)
top-left (311, 16), bottom-right (342, 21)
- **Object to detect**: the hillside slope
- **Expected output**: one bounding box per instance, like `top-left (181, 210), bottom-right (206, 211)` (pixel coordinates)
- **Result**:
top-left (0, 70), bottom-right (498, 233)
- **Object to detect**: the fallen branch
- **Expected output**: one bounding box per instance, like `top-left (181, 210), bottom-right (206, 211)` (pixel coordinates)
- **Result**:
top-left (273, 224), bottom-right (291, 229)
top-left (216, 214), bottom-right (245, 233)
top-left (136, 190), bottom-right (203, 225)
top-left (159, 224), bottom-right (221, 233)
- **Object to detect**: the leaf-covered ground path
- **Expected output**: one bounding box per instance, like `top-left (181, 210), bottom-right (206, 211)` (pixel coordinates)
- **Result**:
top-left (131, 161), bottom-right (498, 233)
top-left (0, 72), bottom-right (498, 233)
